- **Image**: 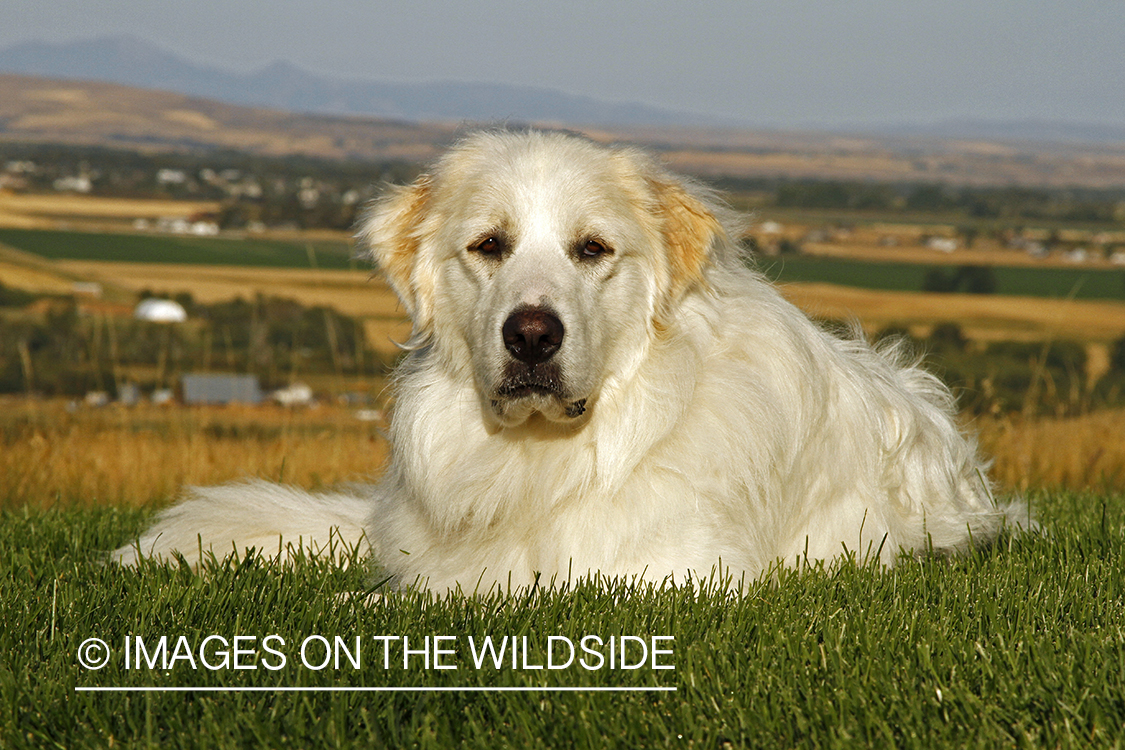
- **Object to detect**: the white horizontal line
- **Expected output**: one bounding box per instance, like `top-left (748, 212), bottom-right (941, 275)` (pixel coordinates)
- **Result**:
top-left (76, 686), bottom-right (676, 693)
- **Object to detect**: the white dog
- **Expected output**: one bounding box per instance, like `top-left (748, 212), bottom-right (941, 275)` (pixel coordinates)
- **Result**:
top-left (114, 130), bottom-right (1026, 592)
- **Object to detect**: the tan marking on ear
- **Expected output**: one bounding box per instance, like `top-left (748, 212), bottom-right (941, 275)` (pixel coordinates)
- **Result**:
top-left (361, 176), bottom-right (433, 334)
top-left (654, 178), bottom-right (723, 300)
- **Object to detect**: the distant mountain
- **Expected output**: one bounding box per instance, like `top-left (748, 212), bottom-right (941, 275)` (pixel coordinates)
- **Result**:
top-left (0, 35), bottom-right (713, 128)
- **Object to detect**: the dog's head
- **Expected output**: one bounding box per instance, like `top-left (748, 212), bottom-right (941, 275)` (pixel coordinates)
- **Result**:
top-left (360, 130), bottom-right (731, 428)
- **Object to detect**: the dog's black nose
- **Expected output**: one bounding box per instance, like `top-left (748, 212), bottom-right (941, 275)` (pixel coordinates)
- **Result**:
top-left (502, 307), bottom-right (564, 365)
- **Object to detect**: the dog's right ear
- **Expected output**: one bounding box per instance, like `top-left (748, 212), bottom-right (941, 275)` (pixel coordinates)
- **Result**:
top-left (650, 177), bottom-right (725, 305)
top-left (358, 176), bottom-right (435, 343)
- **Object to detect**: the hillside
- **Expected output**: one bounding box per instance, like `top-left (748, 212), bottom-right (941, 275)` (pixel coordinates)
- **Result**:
top-left (0, 74), bottom-right (455, 163)
top-left (3, 73), bottom-right (1125, 188)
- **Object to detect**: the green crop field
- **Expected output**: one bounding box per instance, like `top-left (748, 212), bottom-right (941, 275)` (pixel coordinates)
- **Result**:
top-left (0, 228), bottom-right (355, 270)
top-left (758, 255), bottom-right (1125, 301)
top-left (3, 492), bottom-right (1123, 748)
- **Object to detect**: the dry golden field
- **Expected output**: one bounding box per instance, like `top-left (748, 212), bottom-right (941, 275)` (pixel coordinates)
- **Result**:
top-left (658, 141), bottom-right (1125, 189)
top-left (0, 192), bottom-right (222, 232)
top-left (0, 398), bottom-right (389, 509)
top-left (778, 283), bottom-right (1125, 343)
top-left (55, 261), bottom-right (397, 315)
top-left (0, 258), bottom-right (77, 294)
top-left (976, 410), bottom-right (1125, 492)
top-left (1, 398), bottom-right (1122, 511)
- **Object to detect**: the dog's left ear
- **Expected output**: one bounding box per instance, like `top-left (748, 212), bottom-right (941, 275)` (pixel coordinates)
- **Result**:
top-left (651, 177), bottom-right (725, 302)
top-left (358, 176), bottom-right (435, 342)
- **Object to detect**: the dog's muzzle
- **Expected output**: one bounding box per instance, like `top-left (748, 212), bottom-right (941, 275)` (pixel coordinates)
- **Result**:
top-left (502, 306), bottom-right (563, 365)
top-left (492, 306), bottom-right (586, 420)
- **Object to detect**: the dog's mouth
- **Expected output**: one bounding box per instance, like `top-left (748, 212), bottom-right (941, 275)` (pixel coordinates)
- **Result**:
top-left (498, 382), bottom-right (558, 399)
top-left (490, 363), bottom-right (587, 420)
top-left (497, 361), bottom-right (564, 398)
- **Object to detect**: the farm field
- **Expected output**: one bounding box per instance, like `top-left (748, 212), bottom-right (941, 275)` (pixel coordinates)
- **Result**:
top-left (50, 260), bottom-right (413, 357)
top-left (795, 236), bottom-right (1125, 269)
top-left (759, 254), bottom-right (1125, 302)
top-left (3, 224), bottom-right (1124, 298)
top-left (779, 283), bottom-right (1125, 342)
top-left (0, 225), bottom-right (1122, 350)
top-left (25, 255), bottom-right (1125, 352)
top-left (0, 399), bottom-right (390, 509)
top-left (0, 227), bottom-right (355, 269)
top-left (0, 192), bottom-right (222, 232)
top-left (53, 260), bottom-right (397, 314)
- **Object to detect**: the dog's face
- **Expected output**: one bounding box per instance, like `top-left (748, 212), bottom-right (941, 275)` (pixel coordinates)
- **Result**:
top-left (361, 131), bottom-right (725, 428)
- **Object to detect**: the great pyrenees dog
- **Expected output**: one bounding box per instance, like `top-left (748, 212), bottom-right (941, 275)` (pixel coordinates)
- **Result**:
top-left (114, 130), bottom-right (1027, 592)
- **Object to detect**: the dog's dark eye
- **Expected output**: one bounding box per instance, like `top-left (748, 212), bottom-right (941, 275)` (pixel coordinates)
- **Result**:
top-left (472, 236), bottom-right (504, 256)
top-left (581, 240), bottom-right (609, 258)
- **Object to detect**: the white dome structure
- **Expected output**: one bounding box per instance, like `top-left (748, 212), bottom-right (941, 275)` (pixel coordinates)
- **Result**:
top-left (134, 298), bottom-right (188, 323)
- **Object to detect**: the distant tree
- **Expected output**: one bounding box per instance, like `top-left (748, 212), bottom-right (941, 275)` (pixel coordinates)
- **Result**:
top-left (776, 181), bottom-right (850, 209)
top-left (777, 239), bottom-right (802, 255)
top-left (922, 268), bottom-right (956, 293)
top-left (173, 291), bottom-right (197, 315)
top-left (928, 323), bottom-right (968, 353)
top-left (921, 265), bottom-right (997, 295)
top-left (1111, 335), bottom-right (1125, 373)
top-left (958, 225), bottom-right (980, 249)
top-left (959, 265), bottom-right (998, 294)
top-left (0, 281), bottom-right (37, 308)
top-left (905, 184), bottom-right (956, 212)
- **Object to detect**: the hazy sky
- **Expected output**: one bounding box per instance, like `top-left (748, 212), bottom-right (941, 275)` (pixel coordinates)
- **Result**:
top-left (5, 0), bottom-right (1124, 128)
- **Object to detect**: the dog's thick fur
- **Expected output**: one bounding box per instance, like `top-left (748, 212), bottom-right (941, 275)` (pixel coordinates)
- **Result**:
top-left (114, 130), bottom-right (1026, 592)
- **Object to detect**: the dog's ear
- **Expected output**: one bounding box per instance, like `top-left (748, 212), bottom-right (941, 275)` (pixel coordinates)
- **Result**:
top-left (651, 177), bottom-right (724, 301)
top-left (359, 176), bottom-right (435, 342)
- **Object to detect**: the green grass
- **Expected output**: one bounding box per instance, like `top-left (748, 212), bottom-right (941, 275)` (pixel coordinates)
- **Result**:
top-left (741, 204), bottom-right (1125, 235)
top-left (3, 493), bottom-right (1124, 748)
top-left (759, 255), bottom-right (1125, 301)
top-left (0, 229), bottom-right (355, 270)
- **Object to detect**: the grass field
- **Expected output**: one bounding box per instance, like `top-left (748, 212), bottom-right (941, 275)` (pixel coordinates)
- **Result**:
top-left (0, 228), bottom-right (355, 270)
top-left (2, 398), bottom-right (1123, 748)
top-left (1, 491), bottom-right (1122, 748)
top-left (759, 255), bottom-right (1125, 302)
